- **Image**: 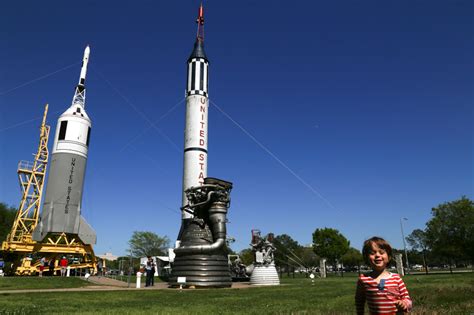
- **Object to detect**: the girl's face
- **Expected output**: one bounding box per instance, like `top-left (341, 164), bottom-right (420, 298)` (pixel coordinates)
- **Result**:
top-left (368, 242), bottom-right (390, 271)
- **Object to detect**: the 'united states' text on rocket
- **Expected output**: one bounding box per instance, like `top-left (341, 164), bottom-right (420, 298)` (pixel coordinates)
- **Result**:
top-left (33, 46), bottom-right (96, 245)
top-left (181, 4), bottom-right (209, 218)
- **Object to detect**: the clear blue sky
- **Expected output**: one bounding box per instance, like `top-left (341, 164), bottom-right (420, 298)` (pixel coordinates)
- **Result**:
top-left (1, 1), bottom-right (472, 256)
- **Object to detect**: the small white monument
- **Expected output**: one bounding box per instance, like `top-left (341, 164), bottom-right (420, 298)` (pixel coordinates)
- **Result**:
top-left (136, 271), bottom-right (142, 288)
top-left (395, 253), bottom-right (404, 276)
top-left (320, 258), bottom-right (327, 278)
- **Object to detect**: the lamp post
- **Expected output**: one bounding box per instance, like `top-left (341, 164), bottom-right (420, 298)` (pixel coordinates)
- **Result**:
top-left (400, 217), bottom-right (409, 274)
top-left (127, 252), bottom-right (132, 288)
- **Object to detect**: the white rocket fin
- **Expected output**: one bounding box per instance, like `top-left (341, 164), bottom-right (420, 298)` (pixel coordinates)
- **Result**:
top-left (78, 216), bottom-right (97, 245)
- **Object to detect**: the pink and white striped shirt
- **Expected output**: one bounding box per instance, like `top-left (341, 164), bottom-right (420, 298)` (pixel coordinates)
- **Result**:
top-left (355, 272), bottom-right (412, 314)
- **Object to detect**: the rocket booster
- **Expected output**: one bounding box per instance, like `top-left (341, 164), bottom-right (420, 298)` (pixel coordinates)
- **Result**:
top-left (182, 3), bottom-right (209, 218)
top-left (33, 46), bottom-right (96, 245)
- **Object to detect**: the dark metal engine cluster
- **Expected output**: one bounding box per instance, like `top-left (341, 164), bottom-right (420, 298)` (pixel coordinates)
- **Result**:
top-left (169, 177), bottom-right (233, 287)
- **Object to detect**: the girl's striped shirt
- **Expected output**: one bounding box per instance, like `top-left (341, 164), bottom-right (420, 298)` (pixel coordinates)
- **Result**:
top-left (355, 272), bottom-right (412, 314)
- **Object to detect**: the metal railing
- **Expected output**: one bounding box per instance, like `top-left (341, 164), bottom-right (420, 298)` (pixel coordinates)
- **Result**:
top-left (18, 160), bottom-right (34, 171)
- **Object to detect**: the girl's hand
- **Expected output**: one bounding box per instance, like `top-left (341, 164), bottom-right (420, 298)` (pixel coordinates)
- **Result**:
top-left (395, 300), bottom-right (408, 311)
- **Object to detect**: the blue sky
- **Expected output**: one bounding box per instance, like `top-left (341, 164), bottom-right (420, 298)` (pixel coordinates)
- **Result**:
top-left (1, 1), bottom-right (472, 256)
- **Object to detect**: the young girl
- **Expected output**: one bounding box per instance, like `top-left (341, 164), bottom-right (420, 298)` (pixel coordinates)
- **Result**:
top-left (355, 237), bottom-right (412, 314)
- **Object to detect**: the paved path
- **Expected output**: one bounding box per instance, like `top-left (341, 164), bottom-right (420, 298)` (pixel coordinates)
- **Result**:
top-left (0, 277), bottom-right (254, 294)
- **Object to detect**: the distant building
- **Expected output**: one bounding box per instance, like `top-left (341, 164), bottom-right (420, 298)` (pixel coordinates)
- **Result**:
top-left (97, 252), bottom-right (118, 261)
top-left (96, 252), bottom-right (118, 271)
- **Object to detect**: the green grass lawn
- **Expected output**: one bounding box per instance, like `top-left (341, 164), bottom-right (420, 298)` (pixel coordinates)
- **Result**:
top-left (0, 273), bottom-right (472, 314)
top-left (0, 276), bottom-right (91, 291)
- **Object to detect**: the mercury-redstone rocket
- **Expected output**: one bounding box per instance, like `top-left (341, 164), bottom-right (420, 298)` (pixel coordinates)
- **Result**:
top-left (170, 4), bottom-right (233, 288)
top-left (32, 46), bottom-right (96, 245)
top-left (181, 3), bottom-right (209, 213)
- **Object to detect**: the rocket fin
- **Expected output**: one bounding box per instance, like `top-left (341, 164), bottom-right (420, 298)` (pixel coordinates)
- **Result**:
top-left (32, 202), bottom-right (54, 242)
top-left (78, 215), bottom-right (96, 245)
top-left (32, 221), bottom-right (45, 242)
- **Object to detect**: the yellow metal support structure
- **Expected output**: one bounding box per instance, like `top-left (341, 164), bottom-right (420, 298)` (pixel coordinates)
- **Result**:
top-left (1, 104), bottom-right (96, 275)
top-left (3, 104), bottom-right (50, 249)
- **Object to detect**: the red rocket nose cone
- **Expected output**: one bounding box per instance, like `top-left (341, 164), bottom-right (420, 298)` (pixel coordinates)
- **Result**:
top-left (199, 4), bottom-right (204, 18)
top-left (195, 3), bottom-right (205, 41)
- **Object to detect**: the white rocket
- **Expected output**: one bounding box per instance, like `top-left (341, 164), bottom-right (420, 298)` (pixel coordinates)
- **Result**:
top-left (33, 46), bottom-right (96, 245)
top-left (182, 3), bottom-right (209, 218)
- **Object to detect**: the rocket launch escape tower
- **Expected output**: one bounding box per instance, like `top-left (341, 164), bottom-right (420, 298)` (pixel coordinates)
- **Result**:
top-left (1, 48), bottom-right (97, 275)
top-left (170, 4), bottom-right (233, 288)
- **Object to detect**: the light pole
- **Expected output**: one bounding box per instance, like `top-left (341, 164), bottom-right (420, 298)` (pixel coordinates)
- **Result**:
top-left (127, 252), bottom-right (132, 288)
top-left (400, 217), bottom-right (409, 274)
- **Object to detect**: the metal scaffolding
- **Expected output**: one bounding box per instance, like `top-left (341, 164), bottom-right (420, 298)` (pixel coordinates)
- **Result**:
top-left (1, 104), bottom-right (96, 275)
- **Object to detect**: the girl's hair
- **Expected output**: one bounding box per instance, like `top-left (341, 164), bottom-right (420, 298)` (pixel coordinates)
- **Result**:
top-left (362, 236), bottom-right (393, 264)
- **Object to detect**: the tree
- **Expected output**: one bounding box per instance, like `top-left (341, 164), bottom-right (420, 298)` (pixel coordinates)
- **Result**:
top-left (298, 247), bottom-right (319, 270)
top-left (425, 197), bottom-right (474, 267)
top-left (272, 234), bottom-right (301, 272)
top-left (312, 228), bottom-right (350, 275)
top-left (222, 244), bottom-right (236, 256)
top-left (239, 248), bottom-right (254, 266)
top-left (406, 229), bottom-right (430, 274)
top-left (406, 249), bottom-right (425, 266)
top-left (0, 203), bottom-right (17, 242)
top-left (341, 247), bottom-right (363, 271)
top-left (128, 231), bottom-right (170, 258)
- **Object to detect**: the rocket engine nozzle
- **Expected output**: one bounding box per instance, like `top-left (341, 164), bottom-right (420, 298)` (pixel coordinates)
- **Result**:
top-left (174, 177), bottom-right (232, 255)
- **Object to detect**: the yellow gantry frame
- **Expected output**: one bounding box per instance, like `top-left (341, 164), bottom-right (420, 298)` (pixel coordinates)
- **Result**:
top-left (1, 104), bottom-right (96, 275)
top-left (4, 104), bottom-right (50, 247)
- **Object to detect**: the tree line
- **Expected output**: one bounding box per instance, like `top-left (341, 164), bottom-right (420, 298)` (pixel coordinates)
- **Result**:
top-left (2, 197), bottom-right (472, 273)
top-left (405, 196), bottom-right (473, 272)
top-left (236, 196), bottom-right (473, 273)
top-left (0, 203), bottom-right (17, 242)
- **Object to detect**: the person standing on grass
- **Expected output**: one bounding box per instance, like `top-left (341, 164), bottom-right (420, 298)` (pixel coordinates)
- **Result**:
top-left (49, 258), bottom-right (55, 276)
top-left (97, 259), bottom-right (103, 277)
top-left (38, 257), bottom-right (46, 277)
top-left (150, 258), bottom-right (156, 286)
top-left (145, 256), bottom-right (154, 287)
top-left (355, 237), bottom-right (412, 314)
top-left (59, 256), bottom-right (68, 277)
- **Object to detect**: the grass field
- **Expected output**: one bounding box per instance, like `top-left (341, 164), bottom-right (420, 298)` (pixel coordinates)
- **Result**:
top-left (0, 276), bottom-right (90, 291)
top-left (0, 273), bottom-right (472, 314)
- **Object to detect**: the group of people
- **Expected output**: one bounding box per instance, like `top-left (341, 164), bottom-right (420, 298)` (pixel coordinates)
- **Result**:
top-left (37, 256), bottom-right (69, 277)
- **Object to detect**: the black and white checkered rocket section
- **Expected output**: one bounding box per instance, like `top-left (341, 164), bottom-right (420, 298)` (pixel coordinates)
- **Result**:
top-left (33, 46), bottom-right (96, 245)
top-left (181, 39), bottom-right (209, 216)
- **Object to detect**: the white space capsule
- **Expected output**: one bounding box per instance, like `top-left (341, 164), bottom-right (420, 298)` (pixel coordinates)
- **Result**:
top-left (33, 46), bottom-right (96, 245)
